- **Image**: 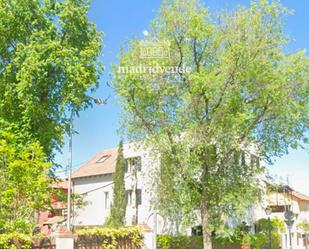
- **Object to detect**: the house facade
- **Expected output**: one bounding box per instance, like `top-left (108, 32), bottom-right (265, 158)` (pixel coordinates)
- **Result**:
top-left (251, 185), bottom-right (309, 249)
top-left (72, 142), bottom-right (159, 230)
top-left (39, 180), bottom-right (68, 234)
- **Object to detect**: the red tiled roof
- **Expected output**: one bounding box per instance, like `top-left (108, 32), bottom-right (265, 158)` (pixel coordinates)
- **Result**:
top-left (291, 190), bottom-right (309, 201)
top-left (43, 216), bottom-right (65, 225)
top-left (52, 180), bottom-right (68, 189)
top-left (51, 201), bottom-right (67, 210)
top-left (72, 147), bottom-right (118, 179)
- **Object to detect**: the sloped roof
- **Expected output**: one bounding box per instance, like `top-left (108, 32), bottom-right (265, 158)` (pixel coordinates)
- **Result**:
top-left (52, 179), bottom-right (68, 189)
top-left (72, 147), bottom-right (118, 179)
top-left (266, 181), bottom-right (309, 202)
top-left (43, 216), bottom-right (65, 225)
top-left (51, 201), bottom-right (67, 210)
top-left (291, 190), bottom-right (309, 201)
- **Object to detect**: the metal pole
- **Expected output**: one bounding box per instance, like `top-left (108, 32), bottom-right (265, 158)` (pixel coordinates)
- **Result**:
top-left (154, 213), bottom-right (157, 249)
top-left (65, 98), bottom-right (106, 230)
top-left (67, 111), bottom-right (73, 231)
top-left (289, 228), bottom-right (292, 249)
top-left (268, 217), bottom-right (273, 249)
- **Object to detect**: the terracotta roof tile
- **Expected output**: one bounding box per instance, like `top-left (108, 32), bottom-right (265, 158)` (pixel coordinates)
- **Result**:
top-left (291, 190), bottom-right (309, 201)
top-left (43, 216), bottom-right (66, 225)
top-left (72, 147), bottom-right (118, 179)
top-left (52, 180), bottom-right (68, 189)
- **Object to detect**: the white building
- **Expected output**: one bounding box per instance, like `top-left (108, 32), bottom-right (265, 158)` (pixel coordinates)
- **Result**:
top-left (251, 184), bottom-right (309, 249)
top-left (72, 142), bottom-right (160, 230)
top-left (71, 141), bottom-right (309, 248)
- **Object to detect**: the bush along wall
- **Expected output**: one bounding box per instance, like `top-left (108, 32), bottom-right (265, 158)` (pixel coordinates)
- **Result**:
top-left (157, 235), bottom-right (205, 249)
top-left (0, 233), bottom-right (32, 249)
top-left (157, 217), bottom-right (286, 249)
top-left (76, 226), bottom-right (144, 249)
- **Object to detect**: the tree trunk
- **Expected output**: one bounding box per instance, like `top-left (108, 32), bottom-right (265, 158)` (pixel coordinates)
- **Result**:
top-left (200, 194), bottom-right (212, 249)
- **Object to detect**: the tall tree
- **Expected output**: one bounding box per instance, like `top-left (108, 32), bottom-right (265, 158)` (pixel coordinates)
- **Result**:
top-left (0, 126), bottom-right (51, 233)
top-left (107, 141), bottom-right (126, 227)
top-left (0, 0), bottom-right (103, 160)
top-left (113, 0), bottom-right (308, 248)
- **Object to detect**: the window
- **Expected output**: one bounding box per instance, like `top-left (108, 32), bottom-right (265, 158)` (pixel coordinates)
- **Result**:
top-left (131, 157), bottom-right (142, 171)
top-left (125, 159), bottom-right (129, 173)
top-left (97, 155), bottom-right (110, 163)
top-left (233, 150), bottom-right (240, 165)
top-left (124, 157), bottom-right (142, 173)
top-left (250, 154), bottom-right (260, 167)
top-left (241, 151), bottom-right (246, 166)
top-left (52, 209), bottom-right (64, 216)
top-left (126, 190), bottom-right (132, 205)
top-left (136, 189), bottom-right (142, 205)
top-left (104, 192), bottom-right (109, 209)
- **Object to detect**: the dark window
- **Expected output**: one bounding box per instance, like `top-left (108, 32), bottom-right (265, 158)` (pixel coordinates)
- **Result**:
top-left (191, 225), bottom-right (203, 236)
top-left (241, 151), bottom-right (246, 166)
top-left (250, 154), bottom-right (260, 167)
top-left (104, 192), bottom-right (109, 209)
top-left (124, 159), bottom-right (129, 173)
top-left (250, 154), bottom-right (254, 167)
top-left (52, 209), bottom-right (64, 216)
top-left (125, 157), bottom-right (141, 172)
top-left (132, 157), bottom-right (141, 171)
top-left (136, 189), bottom-right (142, 205)
top-left (233, 150), bottom-right (240, 165)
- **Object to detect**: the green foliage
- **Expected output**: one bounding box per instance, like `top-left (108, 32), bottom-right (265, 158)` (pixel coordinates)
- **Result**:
top-left (76, 227), bottom-right (143, 249)
top-left (157, 218), bottom-right (285, 249)
top-left (250, 218), bottom-right (285, 249)
top-left (0, 232), bottom-right (32, 249)
top-left (0, 128), bottom-right (51, 233)
top-left (0, 0), bottom-right (103, 159)
top-left (106, 141), bottom-right (126, 227)
top-left (157, 235), bottom-right (252, 249)
top-left (298, 220), bottom-right (309, 232)
top-left (157, 235), bottom-right (205, 249)
top-left (113, 0), bottom-right (308, 247)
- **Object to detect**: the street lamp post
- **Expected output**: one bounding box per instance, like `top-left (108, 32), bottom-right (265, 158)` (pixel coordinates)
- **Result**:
top-left (66, 111), bottom-right (73, 231)
top-left (265, 207), bottom-right (273, 249)
top-left (66, 97), bottom-right (107, 231)
top-left (284, 210), bottom-right (295, 249)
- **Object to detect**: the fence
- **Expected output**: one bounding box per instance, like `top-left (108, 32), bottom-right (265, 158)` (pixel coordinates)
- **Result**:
top-left (1, 226), bottom-right (153, 249)
top-left (31, 237), bottom-right (56, 249)
top-left (74, 236), bottom-right (142, 249)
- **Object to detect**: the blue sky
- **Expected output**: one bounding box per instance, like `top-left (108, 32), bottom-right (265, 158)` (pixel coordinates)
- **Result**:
top-left (56, 0), bottom-right (309, 194)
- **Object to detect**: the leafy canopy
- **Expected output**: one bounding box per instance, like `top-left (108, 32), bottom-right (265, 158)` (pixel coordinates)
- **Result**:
top-left (113, 0), bottom-right (308, 243)
top-left (0, 127), bottom-right (51, 233)
top-left (0, 0), bottom-right (103, 159)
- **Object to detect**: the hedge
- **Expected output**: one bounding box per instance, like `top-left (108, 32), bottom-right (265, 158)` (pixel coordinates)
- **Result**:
top-left (76, 226), bottom-right (144, 249)
top-left (0, 232), bottom-right (32, 249)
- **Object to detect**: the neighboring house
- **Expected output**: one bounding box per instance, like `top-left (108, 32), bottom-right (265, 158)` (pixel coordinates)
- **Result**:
top-left (72, 143), bottom-right (157, 229)
top-left (251, 184), bottom-right (309, 249)
top-left (38, 180), bottom-right (68, 234)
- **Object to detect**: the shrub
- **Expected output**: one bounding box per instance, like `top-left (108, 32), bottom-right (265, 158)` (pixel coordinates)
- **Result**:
top-left (0, 233), bottom-right (32, 249)
top-left (76, 226), bottom-right (143, 249)
top-left (157, 235), bottom-right (207, 249)
top-left (250, 218), bottom-right (285, 249)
